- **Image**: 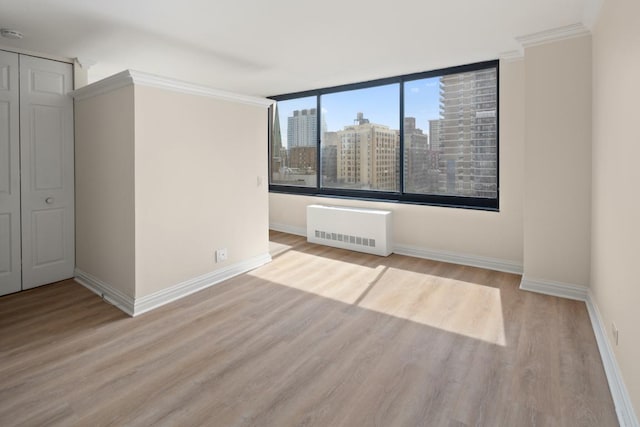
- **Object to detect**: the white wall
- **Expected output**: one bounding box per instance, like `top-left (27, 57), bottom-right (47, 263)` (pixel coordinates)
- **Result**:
top-left (133, 85), bottom-right (269, 297)
top-left (75, 86), bottom-right (136, 298)
top-left (522, 35), bottom-right (592, 287)
top-left (591, 0), bottom-right (640, 416)
top-left (270, 58), bottom-right (525, 269)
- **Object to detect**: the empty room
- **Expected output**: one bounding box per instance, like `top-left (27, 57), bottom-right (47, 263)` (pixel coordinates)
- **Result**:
top-left (0, 0), bottom-right (638, 425)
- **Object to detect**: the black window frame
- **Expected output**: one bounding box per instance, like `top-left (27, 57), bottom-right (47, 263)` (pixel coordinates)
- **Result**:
top-left (268, 60), bottom-right (499, 211)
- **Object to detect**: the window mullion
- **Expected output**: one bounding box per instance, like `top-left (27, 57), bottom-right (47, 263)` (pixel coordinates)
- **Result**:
top-left (316, 94), bottom-right (321, 190)
top-left (399, 79), bottom-right (405, 195)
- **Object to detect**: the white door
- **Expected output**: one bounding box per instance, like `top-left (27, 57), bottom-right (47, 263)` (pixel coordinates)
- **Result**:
top-left (0, 51), bottom-right (21, 296)
top-left (19, 55), bottom-right (74, 290)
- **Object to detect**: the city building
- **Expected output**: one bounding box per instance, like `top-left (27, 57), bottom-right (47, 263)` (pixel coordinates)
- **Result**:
top-left (437, 69), bottom-right (498, 197)
top-left (404, 117), bottom-right (439, 194)
top-left (336, 113), bottom-right (399, 191)
top-left (321, 131), bottom-right (339, 185)
top-left (429, 119), bottom-right (442, 151)
top-left (287, 108), bottom-right (318, 148)
top-left (270, 103), bottom-right (285, 176)
top-left (288, 146), bottom-right (316, 173)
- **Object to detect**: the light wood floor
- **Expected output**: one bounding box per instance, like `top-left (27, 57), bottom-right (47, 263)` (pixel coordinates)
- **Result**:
top-left (0, 231), bottom-right (617, 426)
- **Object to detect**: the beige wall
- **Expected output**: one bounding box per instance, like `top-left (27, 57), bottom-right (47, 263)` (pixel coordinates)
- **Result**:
top-left (133, 86), bottom-right (269, 297)
top-left (74, 76), bottom-right (270, 304)
top-left (270, 59), bottom-right (525, 266)
top-left (591, 0), bottom-right (640, 415)
top-left (522, 36), bottom-right (592, 286)
top-left (73, 59), bottom-right (89, 89)
top-left (75, 86), bottom-right (136, 297)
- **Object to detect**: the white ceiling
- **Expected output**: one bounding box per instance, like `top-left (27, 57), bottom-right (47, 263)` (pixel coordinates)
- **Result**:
top-left (0, 0), bottom-right (598, 97)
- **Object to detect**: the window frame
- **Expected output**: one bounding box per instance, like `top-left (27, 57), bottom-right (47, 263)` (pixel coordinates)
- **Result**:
top-left (268, 60), bottom-right (500, 211)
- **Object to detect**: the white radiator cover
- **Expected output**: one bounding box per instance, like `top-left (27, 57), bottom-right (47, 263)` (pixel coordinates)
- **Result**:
top-left (306, 204), bottom-right (392, 256)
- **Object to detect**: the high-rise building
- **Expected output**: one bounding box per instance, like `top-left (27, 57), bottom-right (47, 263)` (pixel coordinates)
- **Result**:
top-left (429, 119), bottom-right (442, 151)
top-left (335, 113), bottom-right (399, 191)
top-left (321, 131), bottom-right (338, 185)
top-left (287, 108), bottom-right (318, 148)
top-left (404, 117), bottom-right (439, 194)
top-left (436, 69), bottom-right (497, 197)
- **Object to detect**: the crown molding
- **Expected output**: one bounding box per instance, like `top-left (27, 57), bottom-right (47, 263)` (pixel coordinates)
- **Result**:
top-left (72, 69), bottom-right (273, 107)
top-left (128, 70), bottom-right (273, 107)
top-left (71, 70), bottom-right (134, 101)
top-left (499, 50), bottom-right (524, 63)
top-left (516, 23), bottom-right (591, 49)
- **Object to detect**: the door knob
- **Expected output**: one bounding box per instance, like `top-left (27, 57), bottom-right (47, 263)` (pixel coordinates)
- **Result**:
top-left (45, 197), bottom-right (54, 204)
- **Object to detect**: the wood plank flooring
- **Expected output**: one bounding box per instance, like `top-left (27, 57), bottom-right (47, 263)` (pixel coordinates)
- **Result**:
top-left (0, 231), bottom-right (618, 426)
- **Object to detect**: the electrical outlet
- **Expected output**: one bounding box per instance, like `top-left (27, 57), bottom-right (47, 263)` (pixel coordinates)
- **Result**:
top-left (215, 248), bottom-right (228, 263)
top-left (612, 322), bottom-right (619, 346)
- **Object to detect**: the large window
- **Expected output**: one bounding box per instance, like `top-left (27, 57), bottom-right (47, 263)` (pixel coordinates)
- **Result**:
top-left (269, 60), bottom-right (499, 210)
top-left (269, 96), bottom-right (317, 187)
top-left (321, 84), bottom-right (400, 192)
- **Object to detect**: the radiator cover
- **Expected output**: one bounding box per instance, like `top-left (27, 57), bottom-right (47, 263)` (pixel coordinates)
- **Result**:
top-left (306, 204), bottom-right (392, 256)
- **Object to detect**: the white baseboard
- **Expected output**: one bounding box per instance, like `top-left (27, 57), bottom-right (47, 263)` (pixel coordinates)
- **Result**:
top-left (74, 269), bottom-right (136, 316)
top-left (270, 223), bottom-right (523, 274)
top-left (520, 276), bottom-right (638, 426)
top-left (269, 222), bottom-right (306, 237)
top-left (519, 276), bottom-right (589, 301)
top-left (586, 292), bottom-right (640, 427)
top-left (394, 244), bottom-right (523, 275)
top-left (133, 253), bottom-right (271, 316)
top-left (75, 252), bottom-right (272, 317)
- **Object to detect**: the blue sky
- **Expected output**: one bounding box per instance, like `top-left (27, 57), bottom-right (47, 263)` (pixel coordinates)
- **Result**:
top-left (276, 77), bottom-right (440, 148)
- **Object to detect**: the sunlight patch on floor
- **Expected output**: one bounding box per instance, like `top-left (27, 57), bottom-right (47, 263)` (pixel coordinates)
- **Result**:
top-left (249, 250), bottom-right (507, 346)
top-left (250, 250), bottom-right (381, 304)
top-left (357, 267), bottom-right (507, 346)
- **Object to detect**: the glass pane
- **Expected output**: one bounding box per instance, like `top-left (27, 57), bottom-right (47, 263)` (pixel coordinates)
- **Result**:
top-left (270, 97), bottom-right (317, 187)
top-left (321, 84), bottom-right (400, 192)
top-left (404, 67), bottom-right (497, 198)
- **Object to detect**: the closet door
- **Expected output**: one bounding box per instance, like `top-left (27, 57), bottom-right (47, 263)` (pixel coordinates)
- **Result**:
top-left (0, 51), bottom-right (21, 296)
top-left (19, 55), bottom-right (74, 290)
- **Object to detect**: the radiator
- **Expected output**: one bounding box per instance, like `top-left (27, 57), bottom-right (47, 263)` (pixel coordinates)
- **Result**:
top-left (306, 204), bottom-right (392, 256)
